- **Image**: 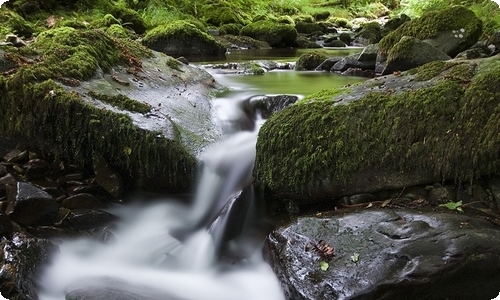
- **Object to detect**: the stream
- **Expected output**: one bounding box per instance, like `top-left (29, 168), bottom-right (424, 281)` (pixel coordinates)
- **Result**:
top-left (37, 49), bottom-right (366, 300)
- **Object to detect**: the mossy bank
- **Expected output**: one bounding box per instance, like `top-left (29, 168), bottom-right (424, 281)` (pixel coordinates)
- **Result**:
top-left (254, 55), bottom-right (500, 202)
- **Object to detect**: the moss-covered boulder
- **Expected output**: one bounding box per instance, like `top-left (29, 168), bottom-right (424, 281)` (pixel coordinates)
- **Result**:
top-left (382, 36), bottom-right (451, 75)
top-left (379, 6), bottom-right (482, 58)
top-left (0, 26), bottom-right (223, 193)
top-left (240, 20), bottom-right (298, 48)
top-left (254, 55), bottom-right (500, 204)
top-left (295, 22), bottom-right (325, 34)
top-left (353, 22), bottom-right (382, 46)
top-left (200, 1), bottom-right (248, 26)
top-left (295, 50), bottom-right (329, 71)
top-left (142, 20), bottom-right (226, 57)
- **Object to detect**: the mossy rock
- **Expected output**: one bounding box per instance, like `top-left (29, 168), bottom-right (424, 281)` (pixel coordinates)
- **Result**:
top-left (293, 15), bottom-right (315, 24)
top-left (219, 23), bottom-right (243, 36)
top-left (354, 22), bottom-right (382, 46)
top-left (215, 34), bottom-right (271, 49)
top-left (110, 7), bottom-right (147, 34)
top-left (106, 24), bottom-right (130, 39)
top-left (142, 20), bottom-right (226, 56)
top-left (295, 50), bottom-right (330, 71)
top-left (0, 9), bottom-right (34, 38)
top-left (201, 2), bottom-right (248, 26)
top-left (254, 55), bottom-right (500, 202)
top-left (313, 11), bottom-right (331, 21)
top-left (295, 36), bottom-right (322, 49)
top-left (295, 22), bottom-right (325, 34)
top-left (326, 17), bottom-right (352, 29)
top-left (277, 15), bottom-right (295, 26)
top-left (379, 6), bottom-right (482, 57)
top-left (240, 20), bottom-right (298, 48)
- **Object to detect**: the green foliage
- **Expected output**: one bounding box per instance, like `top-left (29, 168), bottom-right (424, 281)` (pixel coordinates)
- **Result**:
top-left (200, 1), bottom-right (249, 25)
top-left (320, 261), bottom-right (329, 271)
top-left (106, 24), bottom-right (130, 38)
top-left (0, 9), bottom-right (34, 38)
top-left (439, 201), bottom-right (463, 211)
top-left (219, 23), bottom-right (243, 35)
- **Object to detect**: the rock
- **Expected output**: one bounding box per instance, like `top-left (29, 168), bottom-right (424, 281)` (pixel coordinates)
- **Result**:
top-left (93, 153), bottom-right (122, 198)
top-left (0, 233), bottom-right (57, 300)
top-left (338, 32), bottom-right (352, 46)
top-left (265, 209), bottom-right (500, 300)
top-left (250, 95), bottom-right (299, 119)
top-left (323, 39), bottom-right (346, 47)
top-left (487, 30), bottom-right (500, 55)
top-left (0, 49), bottom-right (17, 72)
top-left (142, 20), bottom-right (226, 57)
top-left (240, 20), bottom-right (298, 48)
top-left (295, 36), bottom-right (321, 49)
top-left (62, 193), bottom-right (106, 210)
top-left (381, 36), bottom-right (451, 75)
top-left (295, 50), bottom-right (329, 71)
top-left (357, 43), bottom-right (379, 61)
top-left (382, 14), bottom-right (411, 35)
top-left (215, 34), bottom-right (271, 50)
top-left (340, 68), bottom-right (374, 77)
top-left (455, 43), bottom-right (491, 59)
top-left (316, 57), bottom-right (343, 71)
top-left (0, 212), bottom-right (13, 238)
top-left (331, 52), bottom-right (374, 72)
top-left (489, 177), bottom-right (500, 210)
top-left (62, 209), bottom-right (117, 230)
top-left (353, 22), bottom-right (382, 46)
top-left (6, 182), bottom-right (60, 226)
top-left (378, 6), bottom-right (483, 58)
top-left (5, 34), bottom-right (26, 47)
top-left (427, 186), bottom-right (456, 203)
top-left (254, 55), bottom-right (500, 205)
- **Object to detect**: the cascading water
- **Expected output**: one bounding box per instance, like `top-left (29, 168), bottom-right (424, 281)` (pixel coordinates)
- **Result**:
top-left (38, 91), bottom-right (285, 299)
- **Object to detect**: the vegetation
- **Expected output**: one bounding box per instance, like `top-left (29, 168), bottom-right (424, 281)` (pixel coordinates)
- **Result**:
top-left (240, 20), bottom-right (298, 47)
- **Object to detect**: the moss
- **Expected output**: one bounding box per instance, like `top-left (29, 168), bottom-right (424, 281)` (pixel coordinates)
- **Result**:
top-left (293, 14), bottom-right (315, 24)
top-left (295, 22), bottom-right (325, 34)
top-left (240, 20), bottom-right (297, 48)
top-left (7, 27), bottom-right (150, 87)
top-left (0, 80), bottom-right (194, 190)
top-left (313, 11), bottom-right (331, 21)
top-left (254, 57), bottom-right (499, 193)
top-left (106, 24), bottom-right (129, 38)
top-left (378, 6), bottom-right (482, 56)
top-left (0, 9), bottom-right (34, 38)
top-left (109, 6), bottom-right (146, 34)
top-left (326, 17), bottom-right (352, 28)
top-left (166, 57), bottom-right (182, 71)
top-left (407, 60), bottom-right (447, 81)
top-left (201, 2), bottom-right (248, 26)
top-left (297, 86), bottom-right (354, 104)
top-left (277, 15), bottom-right (295, 26)
top-left (219, 23), bottom-right (243, 36)
top-left (143, 20), bottom-right (215, 46)
top-left (99, 14), bottom-right (121, 27)
top-left (295, 50), bottom-right (329, 71)
top-left (250, 64), bottom-right (265, 75)
top-left (87, 91), bottom-right (151, 114)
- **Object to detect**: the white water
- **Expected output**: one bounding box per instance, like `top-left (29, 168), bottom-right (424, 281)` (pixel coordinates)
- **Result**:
top-left (38, 96), bottom-right (284, 299)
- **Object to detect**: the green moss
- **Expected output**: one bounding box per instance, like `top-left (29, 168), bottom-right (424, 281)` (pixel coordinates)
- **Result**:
top-left (379, 6), bottom-right (482, 56)
top-left (87, 91), bottom-right (151, 114)
top-left (295, 22), bottom-right (325, 34)
top-left (219, 23), bottom-right (243, 36)
top-left (110, 6), bottom-right (147, 34)
top-left (0, 9), bottom-right (34, 38)
top-left (99, 14), bottom-right (121, 27)
top-left (201, 2), bottom-right (248, 26)
top-left (240, 20), bottom-right (297, 48)
top-left (106, 24), bottom-right (129, 38)
top-left (0, 79), bottom-right (194, 190)
top-left (166, 57), bottom-right (182, 71)
top-left (254, 57), bottom-right (499, 193)
top-left (297, 86), bottom-right (354, 104)
top-left (407, 60), bottom-right (447, 81)
top-left (7, 27), bottom-right (150, 87)
top-left (295, 50), bottom-right (329, 71)
top-left (143, 20), bottom-right (214, 46)
top-left (277, 15), bottom-right (295, 26)
top-left (326, 17), bottom-right (352, 28)
top-left (293, 14), bottom-right (315, 24)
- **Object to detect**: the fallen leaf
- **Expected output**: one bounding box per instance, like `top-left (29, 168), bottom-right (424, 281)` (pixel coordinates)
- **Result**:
top-left (320, 261), bottom-right (329, 271)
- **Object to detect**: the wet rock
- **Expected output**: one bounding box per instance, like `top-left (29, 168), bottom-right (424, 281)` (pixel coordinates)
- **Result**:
top-left (62, 193), bottom-right (106, 210)
top-left (455, 43), bottom-right (491, 59)
top-left (0, 233), bottom-right (57, 300)
top-left (250, 95), bottom-right (299, 119)
top-left (357, 43), bottom-right (378, 62)
top-left (488, 177), bottom-right (500, 211)
top-left (62, 209), bottom-right (117, 230)
top-left (6, 182), bottom-right (60, 227)
top-left (93, 153), bottom-right (122, 198)
top-left (341, 67), bottom-right (374, 77)
top-left (0, 212), bottom-right (13, 238)
top-left (0, 49), bottom-right (17, 72)
top-left (353, 22), bottom-right (382, 46)
top-left (323, 40), bottom-right (346, 47)
top-left (3, 149), bottom-right (29, 164)
top-left (266, 209), bottom-right (500, 300)
top-left (427, 186), bottom-right (456, 203)
top-left (5, 34), bottom-right (26, 47)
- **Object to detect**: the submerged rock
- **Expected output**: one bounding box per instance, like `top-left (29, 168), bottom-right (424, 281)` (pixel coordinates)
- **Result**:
top-left (266, 209), bottom-right (500, 300)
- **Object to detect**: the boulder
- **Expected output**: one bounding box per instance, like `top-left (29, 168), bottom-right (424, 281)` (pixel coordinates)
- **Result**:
top-left (240, 20), bottom-right (298, 48)
top-left (6, 182), bottom-right (60, 226)
top-left (353, 22), bottom-right (382, 46)
top-left (381, 36), bottom-right (451, 75)
top-left (316, 57), bottom-right (343, 71)
top-left (378, 6), bottom-right (482, 58)
top-left (254, 55), bottom-right (500, 204)
top-left (62, 209), bottom-right (117, 230)
top-left (250, 95), bottom-right (299, 119)
top-left (142, 21), bottom-right (226, 57)
top-left (295, 50), bottom-right (329, 71)
top-left (357, 43), bottom-right (379, 62)
top-left (0, 49), bottom-right (17, 72)
top-left (323, 39), bottom-right (346, 47)
top-left (331, 52), bottom-right (374, 72)
top-left (265, 209), bottom-right (500, 300)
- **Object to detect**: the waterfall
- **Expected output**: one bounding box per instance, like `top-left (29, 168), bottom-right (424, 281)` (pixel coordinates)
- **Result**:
top-left (38, 96), bottom-right (284, 300)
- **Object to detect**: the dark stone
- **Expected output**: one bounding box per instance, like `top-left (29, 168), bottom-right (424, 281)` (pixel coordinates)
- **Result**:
top-left (0, 212), bottom-right (13, 238)
top-left (427, 186), bottom-right (456, 204)
top-left (353, 23), bottom-right (382, 46)
top-left (357, 43), bottom-right (378, 62)
top-left (23, 158), bottom-right (59, 180)
top-left (323, 40), bottom-right (346, 47)
top-left (331, 53), bottom-right (375, 72)
top-left (93, 153), bottom-right (122, 198)
top-left (6, 182), bottom-right (60, 226)
top-left (250, 95), bottom-right (299, 119)
top-left (0, 49), bottom-right (17, 73)
top-left (341, 67), bottom-right (374, 78)
top-left (176, 56), bottom-right (189, 65)
top-left (62, 209), bottom-right (117, 230)
top-left (455, 43), bottom-right (491, 59)
top-left (382, 14), bottom-right (410, 35)
top-left (3, 149), bottom-right (28, 163)
top-left (265, 209), bottom-right (500, 300)
top-left (488, 177), bottom-right (500, 211)
top-left (62, 193), bottom-right (107, 209)
top-left (316, 57), bottom-right (343, 71)
top-left (0, 233), bottom-right (57, 300)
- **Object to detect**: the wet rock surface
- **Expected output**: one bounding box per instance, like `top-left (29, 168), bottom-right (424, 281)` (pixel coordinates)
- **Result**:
top-left (266, 208), bottom-right (500, 300)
